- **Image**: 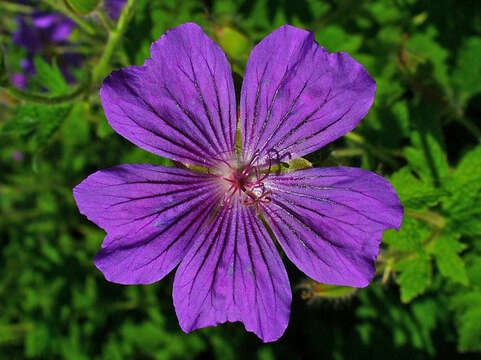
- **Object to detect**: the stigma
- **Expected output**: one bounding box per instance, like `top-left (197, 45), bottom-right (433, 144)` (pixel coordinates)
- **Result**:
top-left (210, 152), bottom-right (274, 215)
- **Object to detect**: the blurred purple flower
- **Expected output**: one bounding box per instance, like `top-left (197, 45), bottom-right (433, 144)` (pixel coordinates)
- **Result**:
top-left (12, 151), bottom-right (24, 161)
top-left (105, 0), bottom-right (127, 19)
top-left (12, 11), bottom-right (82, 86)
top-left (73, 23), bottom-right (403, 342)
top-left (10, 73), bottom-right (28, 89)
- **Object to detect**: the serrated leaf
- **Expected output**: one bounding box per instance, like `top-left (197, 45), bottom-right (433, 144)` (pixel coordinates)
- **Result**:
top-left (452, 144), bottom-right (481, 189)
top-left (404, 101), bottom-right (450, 186)
top-left (395, 253), bottom-right (432, 303)
top-left (389, 167), bottom-right (445, 209)
top-left (458, 307), bottom-right (481, 352)
top-left (406, 26), bottom-right (449, 87)
top-left (1, 104), bottom-right (71, 150)
top-left (453, 36), bottom-right (481, 103)
top-left (411, 299), bottom-right (438, 355)
top-left (452, 291), bottom-right (481, 352)
top-left (430, 235), bottom-right (469, 285)
top-left (1, 107), bottom-right (41, 135)
top-left (32, 57), bottom-right (69, 95)
top-left (443, 145), bottom-right (481, 235)
top-left (383, 216), bottom-right (428, 252)
top-left (25, 323), bottom-right (49, 357)
top-left (466, 258), bottom-right (481, 289)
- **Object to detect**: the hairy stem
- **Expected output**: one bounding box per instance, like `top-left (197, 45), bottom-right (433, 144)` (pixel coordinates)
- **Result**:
top-left (2, 76), bottom-right (89, 104)
top-left (91, 0), bottom-right (136, 86)
top-left (42, 0), bottom-right (96, 35)
top-left (406, 208), bottom-right (446, 230)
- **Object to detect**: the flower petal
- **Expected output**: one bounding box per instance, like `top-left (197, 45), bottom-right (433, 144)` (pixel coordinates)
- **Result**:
top-left (49, 18), bottom-right (75, 42)
top-left (73, 164), bottom-right (222, 284)
top-left (100, 23), bottom-right (237, 167)
top-left (32, 13), bottom-right (59, 28)
top-left (263, 167), bottom-right (403, 287)
top-left (32, 12), bottom-right (74, 42)
top-left (240, 25), bottom-right (375, 161)
top-left (173, 202), bottom-right (291, 342)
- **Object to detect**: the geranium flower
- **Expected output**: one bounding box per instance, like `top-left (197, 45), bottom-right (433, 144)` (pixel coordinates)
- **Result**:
top-left (74, 23), bottom-right (403, 342)
top-left (12, 11), bottom-right (82, 87)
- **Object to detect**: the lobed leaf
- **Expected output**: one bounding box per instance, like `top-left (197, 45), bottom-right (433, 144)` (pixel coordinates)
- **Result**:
top-left (395, 252), bottom-right (432, 303)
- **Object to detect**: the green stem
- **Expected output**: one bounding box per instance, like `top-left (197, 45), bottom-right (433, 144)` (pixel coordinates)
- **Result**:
top-left (344, 132), bottom-right (365, 145)
top-left (344, 132), bottom-right (400, 168)
top-left (91, 0), bottom-right (136, 85)
top-left (42, 0), bottom-right (96, 35)
top-left (457, 116), bottom-right (481, 142)
top-left (0, 1), bottom-right (33, 12)
top-left (331, 148), bottom-right (365, 157)
top-left (406, 208), bottom-right (446, 230)
top-left (2, 77), bottom-right (89, 104)
top-left (96, 8), bottom-right (115, 32)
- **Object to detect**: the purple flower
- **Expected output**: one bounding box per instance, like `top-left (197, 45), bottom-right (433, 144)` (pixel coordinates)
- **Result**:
top-left (105, 0), bottom-right (127, 19)
top-left (12, 151), bottom-right (24, 161)
top-left (10, 73), bottom-right (28, 89)
top-left (73, 23), bottom-right (403, 342)
top-left (12, 11), bottom-right (81, 85)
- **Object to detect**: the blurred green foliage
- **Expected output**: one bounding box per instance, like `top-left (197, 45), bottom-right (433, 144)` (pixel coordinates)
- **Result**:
top-left (1, 0), bottom-right (481, 358)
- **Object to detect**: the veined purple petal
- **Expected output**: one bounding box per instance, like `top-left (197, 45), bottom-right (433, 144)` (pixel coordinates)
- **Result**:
top-left (263, 167), bottom-right (402, 287)
top-left (240, 25), bottom-right (376, 162)
top-left (173, 201), bottom-right (291, 342)
top-left (100, 23), bottom-right (237, 167)
top-left (73, 164), bottom-right (222, 284)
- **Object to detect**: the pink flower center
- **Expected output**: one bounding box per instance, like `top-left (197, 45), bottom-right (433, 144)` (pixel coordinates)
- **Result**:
top-left (211, 153), bottom-right (274, 214)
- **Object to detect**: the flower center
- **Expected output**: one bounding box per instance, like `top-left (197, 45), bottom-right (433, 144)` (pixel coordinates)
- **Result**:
top-left (212, 152), bottom-right (274, 214)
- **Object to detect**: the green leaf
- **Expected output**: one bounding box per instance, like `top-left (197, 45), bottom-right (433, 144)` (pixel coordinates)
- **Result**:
top-left (315, 25), bottom-right (362, 54)
top-left (215, 26), bottom-right (251, 59)
top-left (411, 299), bottom-right (438, 355)
top-left (389, 167), bottom-right (445, 209)
top-left (65, 0), bottom-right (100, 15)
top-left (443, 145), bottom-right (481, 235)
top-left (25, 323), bottom-right (49, 357)
top-left (395, 252), bottom-right (432, 303)
top-left (430, 235), bottom-right (469, 285)
top-left (383, 216), bottom-right (428, 252)
top-left (458, 307), bottom-right (481, 352)
top-left (466, 257), bottom-right (481, 289)
top-left (32, 57), bottom-right (69, 95)
top-left (1, 104), bottom-right (72, 150)
top-left (406, 26), bottom-right (449, 87)
top-left (453, 36), bottom-right (481, 103)
top-left (452, 144), bottom-right (481, 189)
top-left (452, 291), bottom-right (481, 352)
top-left (404, 101), bottom-right (450, 187)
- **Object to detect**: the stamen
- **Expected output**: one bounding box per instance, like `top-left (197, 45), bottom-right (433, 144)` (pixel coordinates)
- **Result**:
top-left (210, 149), bottom-right (277, 214)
